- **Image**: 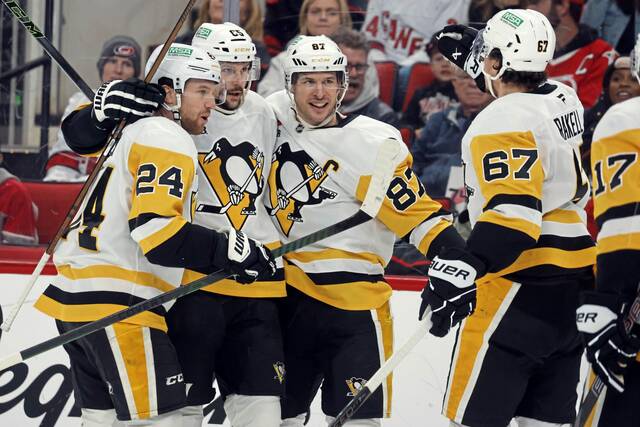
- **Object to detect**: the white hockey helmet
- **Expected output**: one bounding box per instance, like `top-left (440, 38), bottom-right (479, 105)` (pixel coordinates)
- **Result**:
top-left (146, 43), bottom-right (225, 119)
top-left (631, 33), bottom-right (640, 85)
top-left (472, 9), bottom-right (555, 77)
top-left (284, 35), bottom-right (348, 94)
top-left (192, 22), bottom-right (260, 80)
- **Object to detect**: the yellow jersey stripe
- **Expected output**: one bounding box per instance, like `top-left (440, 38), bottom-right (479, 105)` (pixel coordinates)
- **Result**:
top-left (479, 246), bottom-right (596, 284)
top-left (34, 294), bottom-right (167, 331)
top-left (57, 264), bottom-right (176, 293)
top-left (597, 233), bottom-right (640, 255)
top-left (477, 210), bottom-right (541, 241)
top-left (417, 220), bottom-right (453, 255)
top-left (542, 209), bottom-right (584, 224)
top-left (138, 217), bottom-right (187, 254)
top-left (285, 263), bottom-right (392, 310)
top-left (286, 248), bottom-right (385, 266)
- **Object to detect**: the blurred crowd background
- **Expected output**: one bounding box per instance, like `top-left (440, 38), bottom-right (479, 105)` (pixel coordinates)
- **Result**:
top-left (0, 0), bottom-right (637, 272)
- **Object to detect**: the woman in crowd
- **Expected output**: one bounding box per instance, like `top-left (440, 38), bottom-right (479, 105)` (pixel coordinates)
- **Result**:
top-left (257, 0), bottom-right (352, 97)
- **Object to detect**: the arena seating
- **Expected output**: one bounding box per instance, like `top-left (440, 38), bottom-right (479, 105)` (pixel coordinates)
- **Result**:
top-left (374, 61), bottom-right (398, 107)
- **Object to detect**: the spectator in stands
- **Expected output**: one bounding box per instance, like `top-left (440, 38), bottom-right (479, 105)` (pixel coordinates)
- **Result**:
top-left (258, 0), bottom-right (352, 97)
top-left (0, 154), bottom-right (38, 246)
top-left (179, 0), bottom-right (271, 76)
top-left (263, 0), bottom-right (365, 57)
top-left (580, 0), bottom-right (639, 55)
top-left (330, 28), bottom-right (399, 126)
top-left (401, 34), bottom-right (459, 135)
top-left (525, 0), bottom-right (617, 108)
top-left (411, 67), bottom-right (492, 198)
top-left (362, 0), bottom-right (469, 65)
top-left (581, 56), bottom-right (640, 169)
top-left (468, 0), bottom-right (524, 24)
top-left (44, 35), bottom-right (140, 182)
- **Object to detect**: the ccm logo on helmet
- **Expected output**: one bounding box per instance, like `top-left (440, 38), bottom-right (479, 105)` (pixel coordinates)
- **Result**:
top-left (430, 260), bottom-right (470, 280)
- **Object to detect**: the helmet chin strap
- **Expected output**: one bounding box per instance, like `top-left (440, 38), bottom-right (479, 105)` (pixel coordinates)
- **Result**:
top-left (163, 92), bottom-right (183, 123)
top-left (482, 67), bottom-right (505, 99)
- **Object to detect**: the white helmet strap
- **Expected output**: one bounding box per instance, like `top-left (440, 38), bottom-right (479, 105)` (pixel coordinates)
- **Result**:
top-left (163, 89), bottom-right (182, 123)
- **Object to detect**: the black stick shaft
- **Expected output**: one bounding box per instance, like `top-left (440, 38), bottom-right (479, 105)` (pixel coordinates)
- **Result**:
top-left (1, 211), bottom-right (372, 368)
top-left (2, 0), bottom-right (94, 99)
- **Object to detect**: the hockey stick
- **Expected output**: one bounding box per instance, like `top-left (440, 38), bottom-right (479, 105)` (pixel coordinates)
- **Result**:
top-left (0, 139), bottom-right (400, 371)
top-left (270, 160), bottom-right (339, 215)
top-left (574, 292), bottom-right (640, 427)
top-left (2, 0), bottom-right (93, 99)
top-left (329, 310), bottom-right (433, 427)
top-left (0, 0), bottom-right (198, 333)
top-left (197, 155), bottom-right (263, 215)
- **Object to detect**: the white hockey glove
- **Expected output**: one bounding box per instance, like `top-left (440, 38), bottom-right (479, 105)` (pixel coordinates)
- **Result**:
top-left (308, 160), bottom-right (323, 180)
top-left (576, 292), bottom-right (640, 393)
top-left (93, 77), bottom-right (165, 123)
top-left (420, 248), bottom-right (485, 337)
top-left (228, 184), bottom-right (243, 205)
top-left (276, 189), bottom-right (290, 210)
top-left (435, 25), bottom-right (486, 92)
top-left (213, 229), bottom-right (276, 284)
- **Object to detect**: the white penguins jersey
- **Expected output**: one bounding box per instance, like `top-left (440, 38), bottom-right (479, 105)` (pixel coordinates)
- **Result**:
top-left (35, 117), bottom-right (199, 331)
top-left (590, 96), bottom-right (640, 297)
top-left (461, 81), bottom-right (596, 283)
top-left (266, 90), bottom-right (459, 310)
top-left (362, 0), bottom-right (470, 64)
top-left (184, 90), bottom-right (285, 298)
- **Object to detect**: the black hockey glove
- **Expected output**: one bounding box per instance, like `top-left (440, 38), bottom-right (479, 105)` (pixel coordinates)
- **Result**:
top-left (93, 78), bottom-right (165, 124)
top-left (435, 24), bottom-right (486, 92)
top-left (420, 248), bottom-right (485, 337)
top-left (213, 229), bottom-right (276, 284)
top-left (576, 291), bottom-right (640, 393)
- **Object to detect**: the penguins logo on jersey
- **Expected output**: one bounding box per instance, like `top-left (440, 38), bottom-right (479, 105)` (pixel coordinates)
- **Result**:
top-left (272, 361), bottom-right (285, 384)
top-left (345, 377), bottom-right (367, 397)
top-left (197, 138), bottom-right (265, 230)
top-left (268, 142), bottom-right (339, 236)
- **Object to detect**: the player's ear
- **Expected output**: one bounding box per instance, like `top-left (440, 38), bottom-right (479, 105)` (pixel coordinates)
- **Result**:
top-left (162, 85), bottom-right (177, 106)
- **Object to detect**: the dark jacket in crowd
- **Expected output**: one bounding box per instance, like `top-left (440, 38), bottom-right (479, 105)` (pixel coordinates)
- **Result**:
top-left (581, 58), bottom-right (629, 171)
top-left (411, 105), bottom-right (475, 198)
top-left (401, 80), bottom-right (458, 130)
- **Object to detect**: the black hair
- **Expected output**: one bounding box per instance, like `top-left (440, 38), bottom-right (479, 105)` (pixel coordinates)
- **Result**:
top-left (488, 48), bottom-right (547, 91)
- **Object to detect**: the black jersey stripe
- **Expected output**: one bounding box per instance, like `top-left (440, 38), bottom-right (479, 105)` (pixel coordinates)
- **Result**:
top-left (595, 202), bottom-right (640, 229)
top-left (537, 234), bottom-right (595, 251)
top-left (483, 194), bottom-right (542, 212)
top-left (128, 213), bottom-right (167, 232)
top-left (43, 286), bottom-right (167, 317)
top-left (298, 270), bottom-right (385, 286)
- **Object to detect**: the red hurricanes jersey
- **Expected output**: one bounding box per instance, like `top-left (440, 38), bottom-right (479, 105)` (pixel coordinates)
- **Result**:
top-left (0, 177), bottom-right (38, 244)
top-left (547, 38), bottom-right (617, 109)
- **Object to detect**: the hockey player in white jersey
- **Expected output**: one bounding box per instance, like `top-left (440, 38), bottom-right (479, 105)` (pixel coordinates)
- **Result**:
top-left (58, 24), bottom-right (285, 427)
top-left (35, 44), bottom-right (275, 426)
top-left (575, 34), bottom-right (640, 427)
top-left (166, 23), bottom-right (286, 427)
top-left (266, 35), bottom-right (466, 426)
top-left (424, 9), bottom-right (596, 426)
